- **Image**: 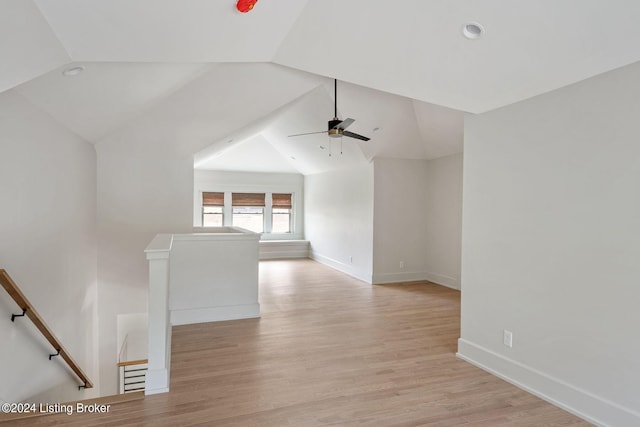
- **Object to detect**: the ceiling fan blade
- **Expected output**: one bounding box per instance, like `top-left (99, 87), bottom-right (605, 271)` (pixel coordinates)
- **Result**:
top-left (329, 118), bottom-right (342, 130)
top-left (336, 118), bottom-right (355, 130)
top-left (343, 130), bottom-right (370, 141)
top-left (288, 131), bottom-right (328, 137)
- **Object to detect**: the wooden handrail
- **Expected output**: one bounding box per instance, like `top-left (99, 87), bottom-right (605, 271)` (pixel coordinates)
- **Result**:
top-left (117, 359), bottom-right (148, 367)
top-left (0, 269), bottom-right (93, 389)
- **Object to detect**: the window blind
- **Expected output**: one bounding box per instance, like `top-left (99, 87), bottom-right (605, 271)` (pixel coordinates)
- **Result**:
top-left (202, 192), bottom-right (224, 206)
top-left (232, 192), bottom-right (265, 207)
top-left (272, 193), bottom-right (292, 209)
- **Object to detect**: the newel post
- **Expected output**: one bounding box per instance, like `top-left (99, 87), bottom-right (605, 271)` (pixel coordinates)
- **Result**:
top-left (144, 234), bottom-right (173, 395)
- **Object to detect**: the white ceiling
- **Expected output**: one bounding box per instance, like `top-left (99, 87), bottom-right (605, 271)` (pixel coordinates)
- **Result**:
top-left (33, 0), bottom-right (312, 62)
top-left (0, 0), bottom-right (69, 93)
top-left (16, 62), bottom-right (213, 141)
top-left (195, 134), bottom-right (300, 174)
top-left (3, 0), bottom-right (640, 175)
top-left (274, 0), bottom-right (640, 113)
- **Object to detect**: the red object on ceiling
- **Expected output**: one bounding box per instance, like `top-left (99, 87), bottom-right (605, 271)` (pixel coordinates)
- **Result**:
top-left (236, 0), bottom-right (258, 13)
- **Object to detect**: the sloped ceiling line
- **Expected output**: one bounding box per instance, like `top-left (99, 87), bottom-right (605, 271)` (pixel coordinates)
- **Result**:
top-left (0, 0), bottom-right (71, 93)
top-left (5, 0), bottom-right (640, 174)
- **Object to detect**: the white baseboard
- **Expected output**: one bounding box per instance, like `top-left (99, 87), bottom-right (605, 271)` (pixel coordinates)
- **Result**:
top-left (170, 303), bottom-right (260, 326)
top-left (425, 272), bottom-right (459, 289)
top-left (457, 338), bottom-right (640, 427)
top-left (309, 251), bottom-right (372, 283)
top-left (372, 271), bottom-right (460, 290)
top-left (260, 251), bottom-right (308, 260)
top-left (373, 271), bottom-right (430, 284)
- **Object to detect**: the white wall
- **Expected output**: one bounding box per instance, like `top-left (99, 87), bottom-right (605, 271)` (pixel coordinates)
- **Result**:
top-left (424, 153), bottom-right (463, 288)
top-left (95, 121), bottom-right (194, 396)
top-left (194, 169), bottom-right (304, 239)
top-left (304, 165), bottom-right (374, 282)
top-left (459, 61), bottom-right (640, 426)
top-left (169, 232), bottom-right (260, 325)
top-left (372, 158), bottom-right (430, 283)
top-left (0, 90), bottom-right (99, 403)
top-left (116, 313), bottom-right (148, 363)
top-left (372, 156), bottom-right (462, 288)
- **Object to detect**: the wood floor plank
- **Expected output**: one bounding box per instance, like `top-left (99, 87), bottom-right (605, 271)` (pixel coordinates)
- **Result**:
top-left (3, 259), bottom-right (592, 426)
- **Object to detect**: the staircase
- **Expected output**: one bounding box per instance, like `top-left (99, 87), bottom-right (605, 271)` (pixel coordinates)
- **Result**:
top-left (118, 360), bottom-right (148, 394)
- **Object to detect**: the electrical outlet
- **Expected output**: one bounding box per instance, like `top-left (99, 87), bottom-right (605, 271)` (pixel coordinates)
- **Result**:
top-left (503, 330), bottom-right (513, 348)
top-left (399, 261), bottom-right (405, 269)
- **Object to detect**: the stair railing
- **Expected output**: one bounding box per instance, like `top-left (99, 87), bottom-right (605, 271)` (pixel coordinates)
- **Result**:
top-left (0, 269), bottom-right (93, 390)
top-left (118, 359), bottom-right (148, 394)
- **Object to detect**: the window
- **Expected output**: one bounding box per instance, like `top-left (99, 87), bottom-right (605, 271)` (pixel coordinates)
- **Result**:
top-left (198, 191), bottom-right (295, 234)
top-left (202, 192), bottom-right (224, 226)
top-left (271, 193), bottom-right (292, 233)
top-left (232, 193), bottom-right (265, 233)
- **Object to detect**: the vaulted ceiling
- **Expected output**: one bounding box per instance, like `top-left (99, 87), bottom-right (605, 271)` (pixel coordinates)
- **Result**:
top-left (3, 0), bottom-right (640, 174)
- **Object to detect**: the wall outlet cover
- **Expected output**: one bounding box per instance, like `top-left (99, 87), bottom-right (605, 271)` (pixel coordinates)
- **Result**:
top-left (503, 330), bottom-right (513, 348)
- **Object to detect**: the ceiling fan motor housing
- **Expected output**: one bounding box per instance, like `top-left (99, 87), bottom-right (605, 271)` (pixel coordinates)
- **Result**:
top-left (328, 118), bottom-right (343, 138)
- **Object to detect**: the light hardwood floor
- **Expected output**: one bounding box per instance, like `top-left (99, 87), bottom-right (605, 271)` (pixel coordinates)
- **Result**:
top-left (5, 259), bottom-right (591, 426)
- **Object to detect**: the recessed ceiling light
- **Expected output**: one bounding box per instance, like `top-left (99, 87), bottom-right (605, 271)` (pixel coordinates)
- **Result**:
top-left (462, 22), bottom-right (484, 40)
top-left (62, 65), bottom-right (85, 76)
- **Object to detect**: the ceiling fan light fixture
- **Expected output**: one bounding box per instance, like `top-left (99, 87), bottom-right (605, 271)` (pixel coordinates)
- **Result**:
top-left (328, 128), bottom-right (343, 138)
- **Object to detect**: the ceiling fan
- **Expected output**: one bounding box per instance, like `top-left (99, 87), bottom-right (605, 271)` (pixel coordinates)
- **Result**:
top-left (288, 79), bottom-right (370, 142)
